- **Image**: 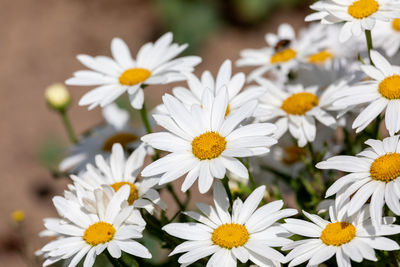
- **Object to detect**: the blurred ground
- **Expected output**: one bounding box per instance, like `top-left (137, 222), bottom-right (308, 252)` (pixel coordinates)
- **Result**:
top-left (0, 0), bottom-right (308, 266)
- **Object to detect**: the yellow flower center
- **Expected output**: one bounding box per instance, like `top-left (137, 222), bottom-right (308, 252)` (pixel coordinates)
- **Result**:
top-left (370, 153), bottom-right (400, 182)
top-left (192, 132), bottom-right (226, 160)
top-left (11, 210), bottom-right (25, 223)
top-left (119, 68), bottom-right (151, 86)
top-left (102, 132), bottom-right (138, 152)
top-left (378, 75), bottom-right (400, 100)
top-left (110, 182), bottom-right (139, 205)
top-left (211, 223), bottom-right (249, 249)
top-left (270, 48), bottom-right (297, 64)
top-left (307, 50), bottom-right (334, 64)
top-left (393, 19), bottom-right (400, 31)
top-left (281, 92), bottom-right (319, 115)
top-left (320, 222), bottom-right (356, 246)
top-left (282, 146), bottom-right (306, 165)
top-left (83, 222), bottom-right (116, 246)
top-left (348, 0), bottom-right (379, 19)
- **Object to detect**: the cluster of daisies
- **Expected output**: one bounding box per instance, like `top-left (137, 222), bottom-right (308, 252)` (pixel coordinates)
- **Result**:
top-left (40, 0), bottom-right (400, 266)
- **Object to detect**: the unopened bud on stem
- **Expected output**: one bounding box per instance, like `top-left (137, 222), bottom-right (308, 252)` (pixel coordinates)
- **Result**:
top-left (45, 83), bottom-right (71, 111)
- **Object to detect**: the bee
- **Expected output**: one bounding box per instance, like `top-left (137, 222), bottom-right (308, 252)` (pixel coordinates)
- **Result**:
top-left (274, 39), bottom-right (291, 52)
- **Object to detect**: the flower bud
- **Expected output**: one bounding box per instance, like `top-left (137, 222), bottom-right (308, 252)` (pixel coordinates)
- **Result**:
top-left (11, 210), bottom-right (25, 223)
top-left (45, 83), bottom-right (71, 111)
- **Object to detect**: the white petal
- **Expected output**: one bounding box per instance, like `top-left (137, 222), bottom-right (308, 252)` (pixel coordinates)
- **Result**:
top-left (236, 186), bottom-right (265, 224)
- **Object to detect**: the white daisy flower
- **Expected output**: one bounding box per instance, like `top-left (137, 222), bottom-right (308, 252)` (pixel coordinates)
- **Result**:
top-left (141, 88), bottom-right (277, 193)
top-left (283, 201), bottom-right (400, 267)
top-left (71, 143), bottom-right (165, 214)
top-left (317, 135), bottom-right (400, 228)
top-left (306, 0), bottom-right (400, 42)
top-left (59, 104), bottom-right (148, 173)
top-left (255, 78), bottom-right (336, 147)
top-left (374, 19), bottom-right (400, 57)
top-left (333, 50), bottom-right (400, 135)
top-left (66, 33), bottom-right (201, 110)
top-left (40, 185), bottom-right (151, 267)
top-left (156, 60), bottom-right (265, 117)
top-left (301, 24), bottom-right (360, 67)
top-left (163, 182), bottom-right (297, 266)
top-left (236, 23), bottom-right (317, 80)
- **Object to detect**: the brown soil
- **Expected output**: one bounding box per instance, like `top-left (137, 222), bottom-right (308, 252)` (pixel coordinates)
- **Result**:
top-left (0, 0), bottom-right (307, 266)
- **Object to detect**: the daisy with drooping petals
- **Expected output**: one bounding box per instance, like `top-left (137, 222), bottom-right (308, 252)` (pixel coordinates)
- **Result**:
top-left (66, 33), bottom-right (201, 110)
top-left (334, 50), bottom-right (400, 135)
top-left (306, 0), bottom-right (400, 42)
top-left (255, 78), bottom-right (336, 147)
top-left (71, 143), bottom-right (165, 214)
top-left (236, 23), bottom-right (317, 80)
top-left (40, 185), bottom-right (151, 267)
top-left (59, 104), bottom-right (148, 173)
top-left (283, 200), bottom-right (400, 267)
top-left (156, 60), bottom-right (265, 117)
top-left (141, 88), bottom-right (277, 193)
top-left (163, 182), bottom-right (297, 266)
top-left (317, 135), bottom-right (400, 228)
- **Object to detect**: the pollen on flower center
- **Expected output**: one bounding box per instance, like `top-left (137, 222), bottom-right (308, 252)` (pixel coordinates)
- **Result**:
top-left (119, 68), bottom-right (151, 86)
top-left (281, 92), bottom-right (319, 115)
top-left (308, 50), bottom-right (333, 64)
top-left (83, 222), bottom-right (116, 246)
top-left (320, 222), bottom-right (356, 246)
top-left (270, 48), bottom-right (297, 64)
top-left (348, 0), bottom-right (379, 19)
top-left (102, 132), bottom-right (138, 152)
top-left (192, 132), bottom-right (226, 160)
top-left (110, 182), bottom-right (139, 205)
top-left (378, 75), bottom-right (400, 100)
top-left (393, 19), bottom-right (400, 31)
top-left (211, 223), bottom-right (249, 249)
top-left (370, 153), bottom-right (400, 182)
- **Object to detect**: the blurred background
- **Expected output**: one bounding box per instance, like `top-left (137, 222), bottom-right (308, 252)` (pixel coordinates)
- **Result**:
top-left (0, 0), bottom-right (312, 266)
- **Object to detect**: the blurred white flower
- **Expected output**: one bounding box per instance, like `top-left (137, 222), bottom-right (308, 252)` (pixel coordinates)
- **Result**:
top-left (236, 23), bottom-right (318, 80)
top-left (59, 104), bottom-right (148, 173)
top-left (374, 19), bottom-right (400, 56)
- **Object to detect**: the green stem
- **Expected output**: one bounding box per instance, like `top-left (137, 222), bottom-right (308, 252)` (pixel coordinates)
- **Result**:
top-left (105, 251), bottom-right (129, 267)
top-left (166, 184), bottom-right (185, 211)
top-left (140, 102), bottom-right (152, 134)
top-left (306, 143), bottom-right (316, 167)
top-left (389, 250), bottom-right (399, 267)
top-left (221, 176), bottom-right (233, 206)
top-left (243, 158), bottom-right (256, 189)
top-left (365, 30), bottom-right (374, 66)
top-left (373, 115), bottom-right (381, 139)
top-left (140, 100), bottom-right (162, 161)
top-left (59, 110), bottom-right (77, 143)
